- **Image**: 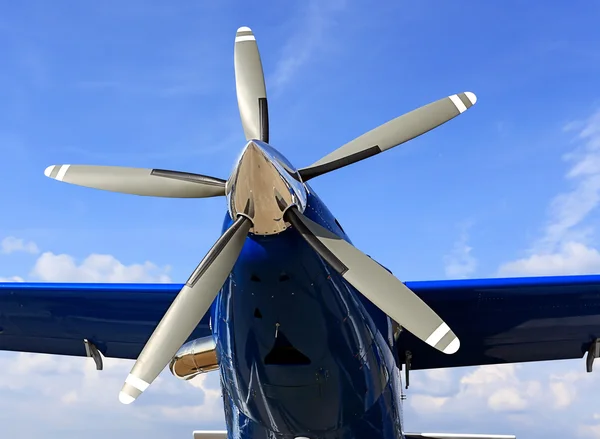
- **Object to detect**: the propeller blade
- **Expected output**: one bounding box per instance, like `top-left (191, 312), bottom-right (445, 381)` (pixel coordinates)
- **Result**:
top-left (234, 26), bottom-right (269, 143)
top-left (298, 92), bottom-right (477, 181)
top-left (285, 207), bottom-right (459, 355)
top-left (44, 165), bottom-right (226, 198)
top-left (119, 216), bottom-right (251, 404)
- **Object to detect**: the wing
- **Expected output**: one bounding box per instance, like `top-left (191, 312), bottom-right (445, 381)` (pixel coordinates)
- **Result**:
top-left (398, 274), bottom-right (600, 370)
top-left (0, 282), bottom-right (211, 359)
top-left (3, 275), bottom-right (599, 370)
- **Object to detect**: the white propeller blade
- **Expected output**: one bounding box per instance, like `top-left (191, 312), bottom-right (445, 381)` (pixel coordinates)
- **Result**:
top-left (285, 207), bottom-right (459, 355)
top-left (234, 26), bottom-right (269, 142)
top-left (44, 165), bottom-right (226, 198)
top-left (119, 216), bottom-right (251, 404)
top-left (298, 92), bottom-right (477, 180)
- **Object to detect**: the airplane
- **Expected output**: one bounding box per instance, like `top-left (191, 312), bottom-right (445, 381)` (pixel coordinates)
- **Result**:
top-left (1, 26), bottom-right (600, 439)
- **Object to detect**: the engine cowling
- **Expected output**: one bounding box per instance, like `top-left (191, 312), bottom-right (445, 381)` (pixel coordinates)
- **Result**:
top-left (169, 336), bottom-right (219, 380)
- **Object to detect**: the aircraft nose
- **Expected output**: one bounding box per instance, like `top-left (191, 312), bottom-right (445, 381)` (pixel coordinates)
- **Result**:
top-left (242, 140), bottom-right (270, 162)
top-left (227, 140), bottom-right (307, 235)
top-left (232, 141), bottom-right (271, 177)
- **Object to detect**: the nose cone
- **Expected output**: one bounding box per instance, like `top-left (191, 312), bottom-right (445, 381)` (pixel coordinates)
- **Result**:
top-left (243, 140), bottom-right (267, 161)
top-left (227, 141), bottom-right (307, 235)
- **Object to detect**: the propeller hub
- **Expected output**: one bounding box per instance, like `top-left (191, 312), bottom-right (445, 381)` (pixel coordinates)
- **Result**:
top-left (226, 140), bottom-right (307, 235)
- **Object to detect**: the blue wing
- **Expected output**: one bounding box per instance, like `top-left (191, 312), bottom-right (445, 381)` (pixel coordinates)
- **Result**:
top-left (400, 274), bottom-right (600, 369)
top-left (0, 282), bottom-right (211, 359)
top-left (2, 275), bottom-right (600, 370)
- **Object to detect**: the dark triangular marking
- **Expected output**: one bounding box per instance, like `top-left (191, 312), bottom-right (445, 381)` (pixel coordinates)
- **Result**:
top-left (265, 330), bottom-right (311, 365)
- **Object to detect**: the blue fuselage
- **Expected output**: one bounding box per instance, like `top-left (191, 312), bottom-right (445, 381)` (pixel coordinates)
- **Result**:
top-left (211, 189), bottom-right (404, 439)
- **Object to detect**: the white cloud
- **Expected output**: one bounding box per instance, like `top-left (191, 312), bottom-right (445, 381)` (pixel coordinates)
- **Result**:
top-left (1, 236), bottom-right (39, 254)
top-left (414, 364), bottom-right (545, 413)
top-left (30, 252), bottom-right (172, 283)
top-left (0, 275), bottom-right (24, 282)
top-left (0, 350), bottom-right (225, 438)
top-left (550, 381), bottom-right (576, 409)
top-left (487, 387), bottom-right (529, 412)
top-left (408, 364), bottom-right (540, 416)
top-left (410, 394), bottom-right (449, 413)
top-left (579, 424), bottom-right (600, 439)
top-left (458, 364), bottom-right (542, 412)
top-left (405, 362), bottom-right (600, 438)
top-left (270, 0), bottom-right (346, 91)
top-left (499, 241), bottom-right (600, 276)
top-left (409, 368), bottom-right (459, 398)
top-left (0, 239), bottom-right (223, 438)
top-left (499, 109), bottom-right (600, 276)
top-left (444, 228), bottom-right (477, 278)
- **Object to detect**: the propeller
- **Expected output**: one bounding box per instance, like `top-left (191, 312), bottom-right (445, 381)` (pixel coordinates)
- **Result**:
top-left (43, 25), bottom-right (477, 405)
top-left (43, 165), bottom-right (226, 198)
top-left (234, 26), bottom-right (269, 143)
top-left (119, 215), bottom-right (251, 404)
top-left (284, 206), bottom-right (459, 354)
top-left (298, 92), bottom-right (477, 181)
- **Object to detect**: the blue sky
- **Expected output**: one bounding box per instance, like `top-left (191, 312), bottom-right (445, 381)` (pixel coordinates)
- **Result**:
top-left (1, 0), bottom-right (600, 438)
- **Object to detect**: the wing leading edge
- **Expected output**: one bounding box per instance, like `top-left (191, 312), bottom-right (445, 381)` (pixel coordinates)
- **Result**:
top-left (398, 274), bottom-right (600, 370)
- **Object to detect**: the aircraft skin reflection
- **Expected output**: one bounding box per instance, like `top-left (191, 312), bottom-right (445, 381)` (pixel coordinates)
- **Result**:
top-left (212, 187), bottom-right (405, 438)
